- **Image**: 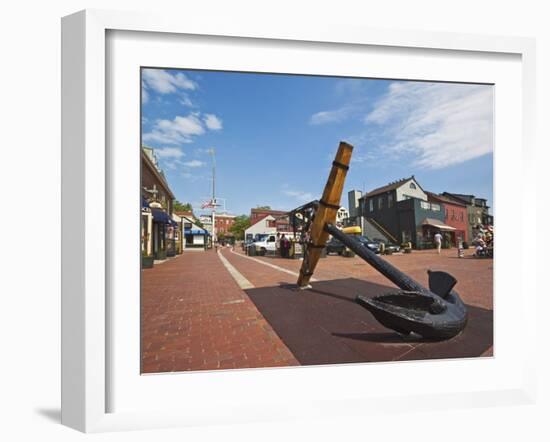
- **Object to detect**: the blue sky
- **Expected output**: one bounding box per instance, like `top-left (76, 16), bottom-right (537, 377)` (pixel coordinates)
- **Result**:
top-left (141, 68), bottom-right (494, 216)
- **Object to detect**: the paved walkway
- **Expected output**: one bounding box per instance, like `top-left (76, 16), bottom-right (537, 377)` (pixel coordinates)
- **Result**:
top-left (141, 250), bottom-right (298, 373)
top-left (220, 247), bottom-right (493, 364)
top-left (142, 246), bottom-right (493, 373)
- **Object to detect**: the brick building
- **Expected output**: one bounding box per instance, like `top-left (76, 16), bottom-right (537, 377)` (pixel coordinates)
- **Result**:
top-left (426, 191), bottom-right (469, 245)
top-left (214, 213), bottom-right (236, 235)
top-left (441, 192), bottom-right (493, 241)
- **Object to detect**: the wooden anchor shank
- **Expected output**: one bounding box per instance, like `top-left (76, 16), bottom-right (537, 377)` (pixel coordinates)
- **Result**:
top-left (297, 141), bottom-right (353, 287)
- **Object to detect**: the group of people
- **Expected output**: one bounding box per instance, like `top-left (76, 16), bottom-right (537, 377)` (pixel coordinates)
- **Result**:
top-left (277, 233), bottom-right (291, 258)
top-left (472, 225), bottom-right (494, 258)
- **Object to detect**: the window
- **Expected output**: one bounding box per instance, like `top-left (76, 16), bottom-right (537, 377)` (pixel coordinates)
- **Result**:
top-left (378, 197), bottom-right (383, 210)
top-left (431, 204), bottom-right (440, 211)
top-left (369, 199), bottom-right (374, 212)
top-left (460, 212), bottom-right (464, 222)
top-left (409, 182), bottom-right (417, 190)
top-left (420, 201), bottom-right (430, 210)
top-left (388, 193), bottom-right (393, 208)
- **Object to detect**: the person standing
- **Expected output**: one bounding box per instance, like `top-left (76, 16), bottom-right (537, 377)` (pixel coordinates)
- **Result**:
top-left (281, 234), bottom-right (289, 258)
top-left (434, 231), bottom-right (443, 254)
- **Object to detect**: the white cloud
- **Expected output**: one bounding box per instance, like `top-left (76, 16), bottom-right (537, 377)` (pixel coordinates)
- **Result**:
top-left (182, 160), bottom-right (205, 168)
top-left (142, 85), bottom-right (149, 104)
top-left (142, 69), bottom-right (197, 94)
top-left (155, 147), bottom-right (185, 159)
top-left (283, 189), bottom-right (314, 203)
top-left (180, 96), bottom-right (194, 107)
top-left (364, 81), bottom-right (493, 169)
top-left (309, 107), bottom-right (352, 125)
top-left (143, 113), bottom-right (205, 145)
top-left (203, 114), bottom-right (223, 130)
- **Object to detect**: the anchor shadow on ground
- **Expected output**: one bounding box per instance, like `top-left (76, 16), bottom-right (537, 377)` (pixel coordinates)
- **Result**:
top-left (245, 277), bottom-right (493, 366)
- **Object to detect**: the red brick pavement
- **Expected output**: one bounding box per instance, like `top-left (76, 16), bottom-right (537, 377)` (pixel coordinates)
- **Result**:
top-left (229, 248), bottom-right (493, 310)
top-left (223, 247), bottom-right (493, 360)
top-left (141, 250), bottom-right (298, 373)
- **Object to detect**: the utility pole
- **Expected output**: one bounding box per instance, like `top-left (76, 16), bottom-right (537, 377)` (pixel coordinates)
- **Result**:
top-left (209, 148), bottom-right (217, 244)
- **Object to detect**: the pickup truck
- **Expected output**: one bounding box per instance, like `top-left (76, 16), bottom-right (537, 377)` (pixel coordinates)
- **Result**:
top-left (253, 233), bottom-right (278, 255)
top-left (253, 233), bottom-right (297, 255)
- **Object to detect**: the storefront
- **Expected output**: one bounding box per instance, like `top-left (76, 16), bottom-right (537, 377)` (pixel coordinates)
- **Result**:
top-left (421, 218), bottom-right (458, 248)
top-left (151, 207), bottom-right (171, 260)
top-left (166, 219), bottom-right (178, 257)
top-left (141, 197), bottom-right (153, 256)
top-left (182, 216), bottom-right (210, 250)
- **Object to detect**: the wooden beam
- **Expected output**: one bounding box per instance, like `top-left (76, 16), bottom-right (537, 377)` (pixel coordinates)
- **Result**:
top-left (297, 141), bottom-right (353, 287)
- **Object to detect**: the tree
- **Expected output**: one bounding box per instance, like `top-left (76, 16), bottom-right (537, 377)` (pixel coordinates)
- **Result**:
top-left (173, 200), bottom-right (193, 212)
top-left (255, 205), bottom-right (271, 210)
top-left (229, 215), bottom-right (251, 240)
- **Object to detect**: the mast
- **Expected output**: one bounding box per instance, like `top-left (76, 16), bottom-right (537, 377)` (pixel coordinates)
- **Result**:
top-left (209, 148), bottom-right (217, 243)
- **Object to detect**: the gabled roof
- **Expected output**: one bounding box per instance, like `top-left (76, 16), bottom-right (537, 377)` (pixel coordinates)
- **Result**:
top-left (141, 148), bottom-right (175, 200)
top-left (362, 176), bottom-right (418, 198)
top-left (250, 208), bottom-right (287, 215)
top-left (441, 192), bottom-right (474, 204)
top-left (426, 191), bottom-right (467, 207)
top-left (175, 210), bottom-right (195, 218)
top-left (247, 214), bottom-right (276, 229)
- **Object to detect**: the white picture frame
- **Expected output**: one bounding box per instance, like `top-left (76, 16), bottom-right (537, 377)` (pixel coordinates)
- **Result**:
top-left (61, 9), bottom-right (537, 433)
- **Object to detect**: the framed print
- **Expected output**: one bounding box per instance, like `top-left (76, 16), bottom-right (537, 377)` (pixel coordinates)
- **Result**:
top-left (61, 9), bottom-right (537, 433)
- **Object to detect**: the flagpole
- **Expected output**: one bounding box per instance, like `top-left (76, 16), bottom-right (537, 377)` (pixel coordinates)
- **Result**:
top-left (210, 149), bottom-right (217, 244)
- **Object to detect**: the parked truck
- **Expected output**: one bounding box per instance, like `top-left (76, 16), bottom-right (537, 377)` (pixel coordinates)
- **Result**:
top-left (252, 232), bottom-right (298, 255)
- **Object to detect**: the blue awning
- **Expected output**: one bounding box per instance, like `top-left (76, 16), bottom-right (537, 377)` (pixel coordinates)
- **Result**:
top-left (185, 228), bottom-right (208, 235)
top-left (151, 208), bottom-right (171, 224)
top-left (169, 219), bottom-right (179, 227)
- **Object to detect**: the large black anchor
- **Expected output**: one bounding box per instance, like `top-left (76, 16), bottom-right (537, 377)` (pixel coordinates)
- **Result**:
top-left (325, 224), bottom-right (468, 340)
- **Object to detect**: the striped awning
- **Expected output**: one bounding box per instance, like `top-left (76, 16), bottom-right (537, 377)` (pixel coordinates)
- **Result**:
top-left (422, 218), bottom-right (456, 231)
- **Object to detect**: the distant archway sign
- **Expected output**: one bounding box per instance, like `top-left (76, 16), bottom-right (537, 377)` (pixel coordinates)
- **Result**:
top-left (292, 141), bottom-right (468, 340)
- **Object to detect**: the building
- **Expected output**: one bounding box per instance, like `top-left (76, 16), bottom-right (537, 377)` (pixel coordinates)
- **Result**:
top-left (171, 213), bottom-right (185, 254)
top-left (181, 216), bottom-right (210, 250)
top-left (198, 214), bottom-right (213, 235)
top-left (174, 210), bottom-right (196, 222)
top-left (441, 192), bottom-right (493, 241)
top-left (244, 215), bottom-right (277, 241)
top-left (336, 206), bottom-right (349, 227)
top-left (354, 176), bottom-right (458, 248)
top-left (250, 208), bottom-right (290, 232)
top-left (426, 192), bottom-right (469, 245)
top-left (141, 146), bottom-right (176, 260)
top-left (214, 212), bottom-right (237, 236)
top-left (347, 190), bottom-right (363, 224)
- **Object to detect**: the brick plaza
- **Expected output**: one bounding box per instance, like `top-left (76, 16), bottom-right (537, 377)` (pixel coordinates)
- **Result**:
top-left (141, 247), bottom-right (493, 373)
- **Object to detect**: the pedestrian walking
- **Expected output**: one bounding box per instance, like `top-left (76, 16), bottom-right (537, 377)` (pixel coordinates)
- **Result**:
top-left (434, 231), bottom-right (443, 254)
